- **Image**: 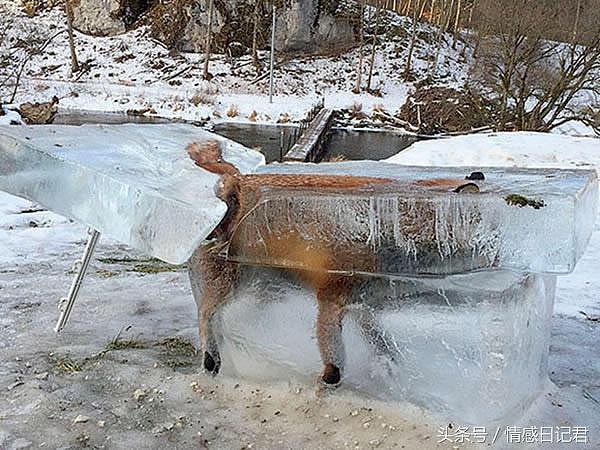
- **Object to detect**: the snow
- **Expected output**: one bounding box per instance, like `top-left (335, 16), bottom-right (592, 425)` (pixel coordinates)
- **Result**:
top-left (387, 131), bottom-right (600, 318)
top-left (0, 0), bottom-right (466, 128)
top-left (0, 107), bottom-right (23, 125)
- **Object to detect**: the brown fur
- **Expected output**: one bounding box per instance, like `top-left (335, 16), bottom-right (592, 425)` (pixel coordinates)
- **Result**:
top-left (186, 140), bottom-right (477, 385)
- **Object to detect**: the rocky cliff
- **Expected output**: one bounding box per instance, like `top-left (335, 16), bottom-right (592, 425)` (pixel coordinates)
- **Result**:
top-left (65, 0), bottom-right (359, 54)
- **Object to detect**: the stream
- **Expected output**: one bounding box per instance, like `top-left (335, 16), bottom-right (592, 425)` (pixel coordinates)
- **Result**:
top-left (53, 110), bottom-right (420, 163)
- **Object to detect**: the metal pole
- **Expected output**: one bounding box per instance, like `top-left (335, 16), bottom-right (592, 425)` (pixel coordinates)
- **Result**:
top-left (269, 2), bottom-right (276, 103)
top-left (54, 228), bottom-right (101, 333)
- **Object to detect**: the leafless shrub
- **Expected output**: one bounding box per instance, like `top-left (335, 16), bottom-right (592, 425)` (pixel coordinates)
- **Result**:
top-left (0, 5), bottom-right (63, 104)
top-left (467, 0), bottom-right (600, 132)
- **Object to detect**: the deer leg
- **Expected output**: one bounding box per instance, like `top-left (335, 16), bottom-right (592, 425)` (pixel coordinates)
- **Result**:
top-left (315, 277), bottom-right (353, 385)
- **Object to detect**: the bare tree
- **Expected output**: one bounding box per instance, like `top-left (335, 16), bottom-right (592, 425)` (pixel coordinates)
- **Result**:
top-left (251, 0), bottom-right (262, 70)
top-left (404, 0), bottom-right (423, 80)
top-left (468, 0), bottom-right (600, 131)
top-left (367, 0), bottom-right (383, 90)
top-left (0, 5), bottom-right (63, 104)
top-left (65, 0), bottom-right (79, 74)
top-left (452, 0), bottom-right (461, 49)
top-left (429, 0), bottom-right (449, 77)
top-left (353, 0), bottom-right (366, 93)
top-left (203, 0), bottom-right (214, 80)
top-left (572, 0), bottom-right (582, 44)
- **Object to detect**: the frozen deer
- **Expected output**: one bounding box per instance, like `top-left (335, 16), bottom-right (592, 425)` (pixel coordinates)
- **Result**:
top-left (187, 140), bottom-right (479, 386)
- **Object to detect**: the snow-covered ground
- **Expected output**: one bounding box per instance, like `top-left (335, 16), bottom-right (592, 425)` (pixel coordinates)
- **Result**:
top-left (0, 0), bottom-right (468, 127)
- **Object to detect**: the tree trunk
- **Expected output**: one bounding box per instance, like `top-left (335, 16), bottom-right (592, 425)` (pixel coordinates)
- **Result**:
top-left (429, 0), bottom-right (436, 23)
top-left (252, 0), bottom-right (261, 69)
top-left (419, 0), bottom-right (427, 19)
top-left (572, 0), bottom-right (582, 44)
top-left (452, 0), bottom-right (461, 49)
top-left (429, 0), bottom-right (446, 76)
top-left (403, 0), bottom-right (412, 16)
top-left (367, 1), bottom-right (382, 90)
top-left (404, 0), bottom-right (421, 79)
top-left (354, 0), bottom-right (365, 93)
top-left (65, 0), bottom-right (79, 74)
top-left (467, 0), bottom-right (475, 29)
top-left (203, 0), bottom-right (214, 80)
top-left (444, 0), bottom-right (454, 31)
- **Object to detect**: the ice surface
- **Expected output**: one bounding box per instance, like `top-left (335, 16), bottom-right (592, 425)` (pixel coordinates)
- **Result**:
top-left (211, 266), bottom-right (556, 424)
top-left (227, 162), bottom-right (598, 275)
top-left (0, 124), bottom-right (265, 264)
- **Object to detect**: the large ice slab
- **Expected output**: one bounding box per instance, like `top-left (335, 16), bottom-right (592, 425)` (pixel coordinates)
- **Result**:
top-left (226, 162), bottom-right (598, 275)
top-left (212, 266), bottom-right (555, 424)
top-left (0, 124), bottom-right (265, 264)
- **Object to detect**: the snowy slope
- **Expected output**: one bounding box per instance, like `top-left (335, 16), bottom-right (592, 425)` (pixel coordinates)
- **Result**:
top-left (0, 0), bottom-right (467, 127)
top-left (387, 132), bottom-right (600, 318)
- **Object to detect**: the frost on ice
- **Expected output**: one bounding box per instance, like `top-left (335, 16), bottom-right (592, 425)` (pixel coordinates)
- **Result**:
top-left (0, 124), bottom-right (265, 264)
top-left (232, 162), bottom-right (598, 275)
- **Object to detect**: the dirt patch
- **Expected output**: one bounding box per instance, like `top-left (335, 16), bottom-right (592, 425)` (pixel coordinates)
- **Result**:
top-left (397, 85), bottom-right (490, 135)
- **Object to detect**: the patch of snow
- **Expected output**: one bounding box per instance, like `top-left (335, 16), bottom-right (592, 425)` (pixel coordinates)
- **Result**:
top-left (552, 120), bottom-right (598, 138)
top-left (0, 107), bottom-right (23, 125)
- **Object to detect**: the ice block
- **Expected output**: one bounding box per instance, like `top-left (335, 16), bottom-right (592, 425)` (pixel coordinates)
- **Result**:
top-left (213, 266), bottom-right (556, 424)
top-left (226, 162), bottom-right (598, 275)
top-left (0, 124), bottom-right (265, 264)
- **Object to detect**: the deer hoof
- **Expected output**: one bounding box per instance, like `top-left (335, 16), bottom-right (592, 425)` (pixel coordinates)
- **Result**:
top-left (203, 351), bottom-right (221, 375)
top-left (321, 363), bottom-right (341, 386)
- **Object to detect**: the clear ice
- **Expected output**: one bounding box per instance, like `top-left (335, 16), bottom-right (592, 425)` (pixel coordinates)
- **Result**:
top-left (1, 124), bottom-right (597, 424)
top-left (212, 267), bottom-right (556, 424)
top-left (189, 161), bottom-right (597, 424)
top-left (231, 162), bottom-right (598, 275)
top-left (0, 124), bottom-right (265, 264)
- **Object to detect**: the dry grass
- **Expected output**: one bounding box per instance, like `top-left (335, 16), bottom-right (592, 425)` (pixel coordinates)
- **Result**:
top-left (53, 355), bottom-right (82, 373)
top-left (277, 112), bottom-right (291, 123)
top-left (226, 104), bottom-right (239, 117)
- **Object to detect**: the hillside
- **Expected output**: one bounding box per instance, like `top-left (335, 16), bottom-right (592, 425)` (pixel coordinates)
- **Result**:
top-left (0, 0), bottom-right (469, 128)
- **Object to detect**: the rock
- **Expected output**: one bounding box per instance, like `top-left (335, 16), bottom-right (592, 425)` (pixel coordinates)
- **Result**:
top-left (97, 420), bottom-right (105, 427)
top-left (73, 414), bottom-right (90, 424)
top-left (18, 96), bottom-right (59, 125)
top-left (71, 0), bottom-right (150, 36)
top-left (137, 0), bottom-right (357, 54)
top-left (34, 372), bottom-right (49, 380)
top-left (133, 388), bottom-right (146, 401)
top-left (275, 0), bottom-right (359, 54)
